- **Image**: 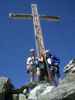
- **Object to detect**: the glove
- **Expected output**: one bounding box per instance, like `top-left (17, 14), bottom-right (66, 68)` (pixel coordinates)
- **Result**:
top-left (27, 70), bottom-right (29, 73)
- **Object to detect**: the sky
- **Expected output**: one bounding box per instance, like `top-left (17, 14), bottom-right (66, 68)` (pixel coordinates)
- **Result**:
top-left (0, 0), bottom-right (75, 88)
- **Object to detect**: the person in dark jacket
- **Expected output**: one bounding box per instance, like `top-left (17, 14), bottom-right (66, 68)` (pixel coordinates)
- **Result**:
top-left (45, 50), bottom-right (60, 85)
top-left (38, 53), bottom-right (48, 81)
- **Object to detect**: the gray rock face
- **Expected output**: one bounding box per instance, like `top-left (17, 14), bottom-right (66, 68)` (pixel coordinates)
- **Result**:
top-left (0, 76), bottom-right (8, 93)
top-left (18, 94), bottom-right (26, 100)
top-left (0, 76), bottom-right (14, 100)
top-left (12, 94), bottom-right (18, 100)
top-left (12, 94), bottom-right (26, 100)
top-left (38, 78), bottom-right (75, 100)
top-left (64, 59), bottom-right (75, 73)
top-left (28, 82), bottom-right (54, 100)
top-left (28, 59), bottom-right (75, 100)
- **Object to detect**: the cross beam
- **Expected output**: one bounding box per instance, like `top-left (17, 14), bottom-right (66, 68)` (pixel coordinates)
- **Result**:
top-left (9, 4), bottom-right (60, 56)
top-left (9, 13), bottom-right (60, 21)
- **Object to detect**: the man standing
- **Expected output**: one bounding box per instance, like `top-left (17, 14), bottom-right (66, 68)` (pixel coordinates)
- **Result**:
top-left (37, 52), bottom-right (48, 81)
top-left (45, 50), bottom-right (60, 85)
top-left (26, 49), bottom-right (36, 82)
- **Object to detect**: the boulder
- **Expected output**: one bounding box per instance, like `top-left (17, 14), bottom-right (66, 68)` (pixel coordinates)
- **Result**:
top-left (28, 59), bottom-right (75, 100)
top-left (28, 82), bottom-right (54, 100)
top-left (38, 59), bottom-right (75, 100)
top-left (13, 94), bottom-right (27, 100)
top-left (0, 76), bottom-right (14, 100)
top-left (19, 94), bottom-right (26, 100)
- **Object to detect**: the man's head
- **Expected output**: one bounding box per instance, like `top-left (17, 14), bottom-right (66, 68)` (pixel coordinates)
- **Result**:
top-left (45, 49), bottom-right (52, 58)
top-left (29, 48), bottom-right (35, 56)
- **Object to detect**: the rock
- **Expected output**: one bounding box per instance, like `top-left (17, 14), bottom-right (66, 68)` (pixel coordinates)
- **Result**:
top-left (38, 79), bottom-right (75, 100)
top-left (64, 59), bottom-right (75, 73)
top-left (0, 76), bottom-right (8, 93)
top-left (28, 82), bottom-right (54, 100)
top-left (28, 59), bottom-right (75, 100)
top-left (12, 94), bottom-right (18, 100)
top-left (13, 94), bottom-right (27, 100)
top-left (19, 94), bottom-right (26, 100)
top-left (0, 76), bottom-right (14, 100)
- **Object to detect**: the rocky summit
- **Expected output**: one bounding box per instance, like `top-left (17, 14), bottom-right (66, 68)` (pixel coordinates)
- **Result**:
top-left (0, 76), bottom-right (14, 100)
top-left (0, 59), bottom-right (75, 100)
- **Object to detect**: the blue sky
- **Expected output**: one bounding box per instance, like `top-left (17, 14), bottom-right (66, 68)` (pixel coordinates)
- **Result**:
top-left (0, 0), bottom-right (75, 88)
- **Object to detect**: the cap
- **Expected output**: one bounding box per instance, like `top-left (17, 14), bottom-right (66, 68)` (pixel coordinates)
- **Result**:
top-left (29, 48), bottom-right (35, 52)
top-left (45, 50), bottom-right (50, 53)
top-left (45, 49), bottom-right (52, 57)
